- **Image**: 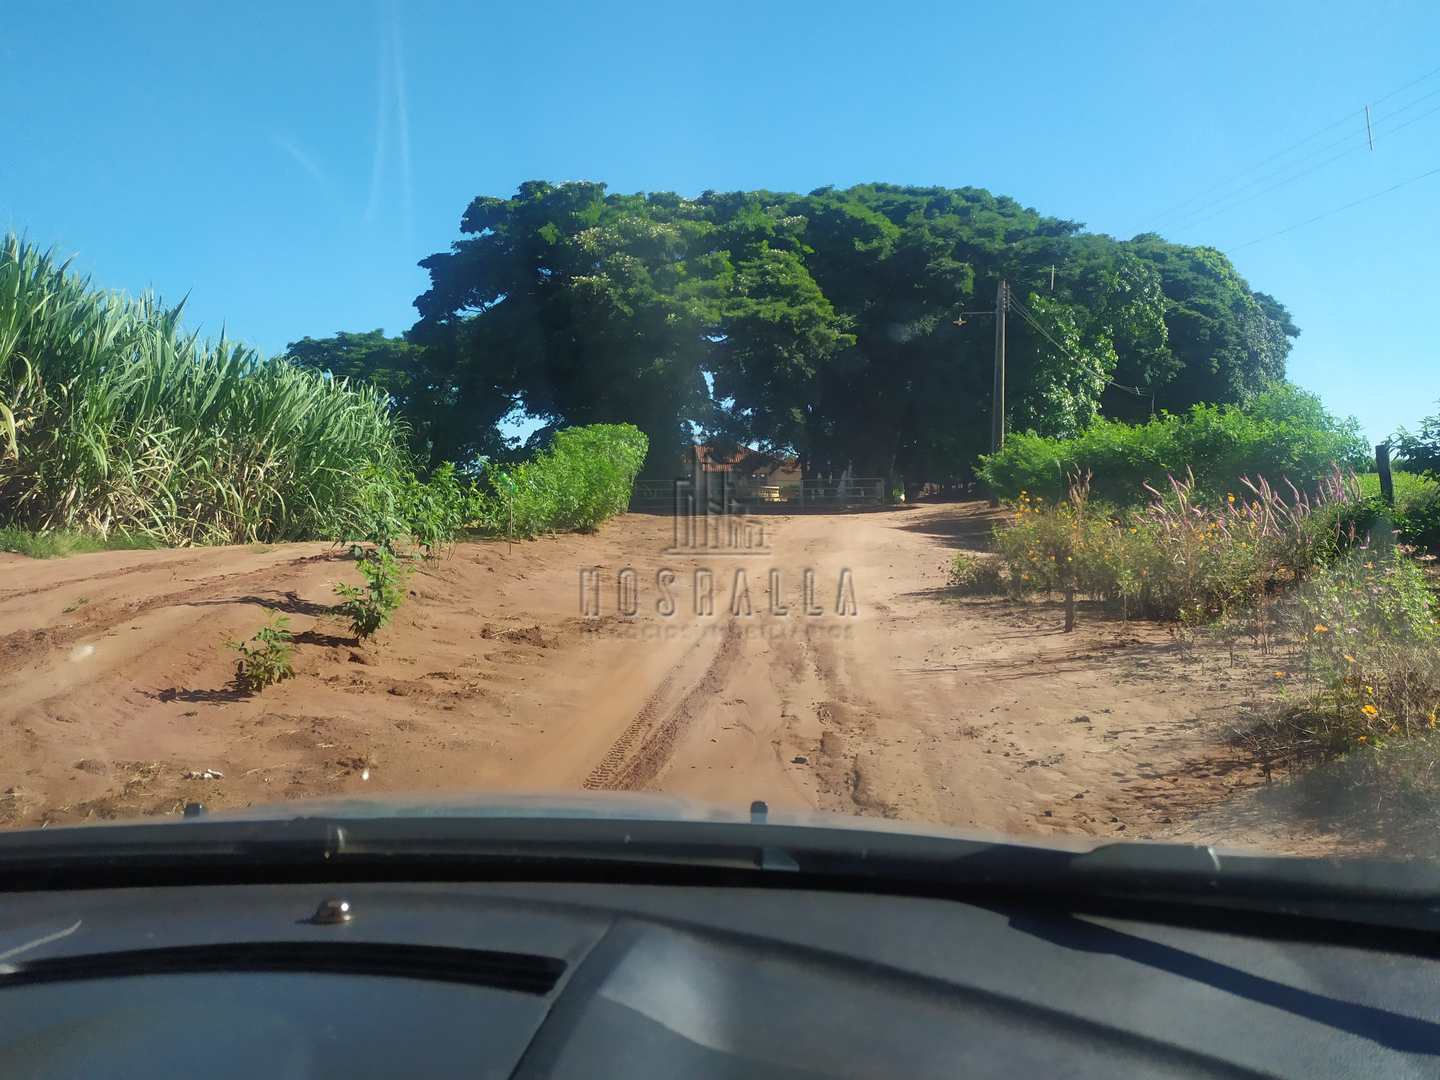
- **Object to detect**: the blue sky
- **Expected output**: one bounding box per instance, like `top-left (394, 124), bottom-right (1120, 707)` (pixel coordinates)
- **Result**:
top-left (3, 0), bottom-right (1437, 443)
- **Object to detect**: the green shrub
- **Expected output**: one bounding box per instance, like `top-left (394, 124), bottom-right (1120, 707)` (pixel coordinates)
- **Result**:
top-left (396, 463), bottom-right (476, 554)
top-left (336, 461), bottom-right (482, 556)
top-left (979, 383), bottom-right (1368, 507)
top-left (335, 547), bottom-right (409, 640)
top-left (947, 552), bottom-right (1005, 594)
top-left (471, 424), bottom-right (648, 539)
top-left (1397, 490), bottom-right (1440, 551)
top-left (228, 615), bottom-right (295, 692)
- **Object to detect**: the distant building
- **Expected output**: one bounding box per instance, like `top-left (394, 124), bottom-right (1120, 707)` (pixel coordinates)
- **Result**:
top-left (687, 444), bottom-right (801, 481)
top-left (683, 445), bottom-right (802, 503)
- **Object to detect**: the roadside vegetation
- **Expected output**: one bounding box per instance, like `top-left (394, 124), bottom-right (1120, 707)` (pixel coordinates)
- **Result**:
top-left (0, 526), bottom-right (161, 559)
top-left (227, 615), bottom-right (296, 693)
top-left (1237, 552), bottom-right (1440, 853)
top-left (977, 383), bottom-right (1369, 506)
top-left (974, 394), bottom-right (1440, 850)
top-left (0, 236), bottom-right (410, 546)
top-left (468, 424), bottom-right (649, 539)
top-left (989, 468), bottom-right (1358, 624)
top-left (1, 235), bottom-right (645, 556)
top-left (306, 181), bottom-right (1302, 481)
top-left (0, 233), bottom-right (649, 697)
top-left (1355, 470), bottom-right (1440, 552)
top-left (335, 547), bottom-right (409, 641)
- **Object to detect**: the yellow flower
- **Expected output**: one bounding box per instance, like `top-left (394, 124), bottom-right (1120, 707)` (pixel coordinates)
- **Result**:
top-left (1427, 712), bottom-right (1437, 730)
top-left (1313, 624), bottom-right (1328, 634)
top-left (1365, 685), bottom-right (1374, 696)
top-left (1226, 493), bottom-right (1236, 504)
top-left (1357, 735), bottom-right (1368, 743)
top-left (1273, 671), bottom-right (1286, 679)
top-left (1343, 654), bottom-right (1356, 664)
top-left (1361, 704), bottom-right (1379, 717)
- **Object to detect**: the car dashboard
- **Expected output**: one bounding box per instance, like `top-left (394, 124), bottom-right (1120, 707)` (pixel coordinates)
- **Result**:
top-left (1, 878), bottom-right (1437, 1078)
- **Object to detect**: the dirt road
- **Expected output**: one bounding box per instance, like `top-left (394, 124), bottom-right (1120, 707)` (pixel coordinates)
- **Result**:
top-left (0, 503), bottom-right (1309, 848)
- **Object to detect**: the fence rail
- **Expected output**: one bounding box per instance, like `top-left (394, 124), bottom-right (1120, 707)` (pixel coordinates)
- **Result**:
top-left (630, 476), bottom-right (886, 509)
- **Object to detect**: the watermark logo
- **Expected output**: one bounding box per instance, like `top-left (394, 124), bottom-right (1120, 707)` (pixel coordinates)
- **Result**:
top-left (580, 566), bottom-right (858, 619)
top-left (581, 467), bottom-right (859, 639)
top-left (664, 473), bottom-right (771, 556)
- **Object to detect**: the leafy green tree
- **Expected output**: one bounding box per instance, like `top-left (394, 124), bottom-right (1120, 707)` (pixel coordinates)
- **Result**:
top-left (1122, 237), bottom-right (1292, 410)
top-left (703, 193), bottom-right (856, 464)
top-left (1072, 251), bottom-right (1175, 421)
top-left (403, 182), bottom-right (1300, 483)
top-left (1394, 402), bottom-right (1440, 477)
top-left (1007, 293), bottom-right (1116, 440)
top-left (286, 330), bottom-right (425, 403)
top-left (413, 182), bottom-right (721, 475)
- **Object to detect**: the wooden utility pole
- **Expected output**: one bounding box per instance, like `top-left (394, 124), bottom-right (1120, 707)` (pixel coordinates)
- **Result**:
top-left (1376, 442), bottom-right (1394, 506)
top-left (990, 279), bottom-right (1007, 454)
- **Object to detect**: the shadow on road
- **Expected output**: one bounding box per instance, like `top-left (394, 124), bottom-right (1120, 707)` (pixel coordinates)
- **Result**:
top-left (892, 501), bottom-right (1010, 552)
top-left (154, 685), bottom-right (251, 704)
top-left (187, 591), bottom-right (338, 618)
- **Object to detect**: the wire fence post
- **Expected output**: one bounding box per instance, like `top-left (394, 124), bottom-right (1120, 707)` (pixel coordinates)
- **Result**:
top-left (1376, 442), bottom-right (1395, 507)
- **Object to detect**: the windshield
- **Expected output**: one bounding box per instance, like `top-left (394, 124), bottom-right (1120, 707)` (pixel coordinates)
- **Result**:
top-left (2, 1), bottom-right (1438, 865)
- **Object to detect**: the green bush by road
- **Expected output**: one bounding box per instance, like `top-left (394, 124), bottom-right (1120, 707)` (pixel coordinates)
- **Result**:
top-left (978, 383), bottom-right (1369, 506)
top-left (471, 424), bottom-right (649, 539)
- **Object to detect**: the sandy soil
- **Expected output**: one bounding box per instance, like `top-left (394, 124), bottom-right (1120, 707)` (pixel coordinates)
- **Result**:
top-left (0, 502), bottom-right (1336, 851)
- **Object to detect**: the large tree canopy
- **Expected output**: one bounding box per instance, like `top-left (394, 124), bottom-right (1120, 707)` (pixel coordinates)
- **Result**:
top-left (335, 181), bottom-right (1299, 480)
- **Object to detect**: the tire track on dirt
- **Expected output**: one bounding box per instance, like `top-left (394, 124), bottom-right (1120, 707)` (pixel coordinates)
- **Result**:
top-left (794, 629), bottom-right (898, 818)
top-left (585, 620), bottom-right (745, 791)
top-left (0, 552), bottom-right (345, 678)
top-left (0, 550), bottom-right (220, 603)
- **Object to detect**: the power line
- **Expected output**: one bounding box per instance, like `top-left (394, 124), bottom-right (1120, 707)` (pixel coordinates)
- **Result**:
top-left (1139, 60), bottom-right (1440, 231)
top-left (1376, 92), bottom-right (1440, 141)
top-left (1370, 59), bottom-right (1440, 108)
top-left (1005, 293), bottom-right (1148, 398)
top-left (1106, 380), bottom-right (1149, 398)
top-left (1143, 110), bottom-right (1363, 229)
top-left (1146, 64), bottom-right (1440, 228)
top-left (1170, 142), bottom-right (1367, 231)
top-left (1169, 89), bottom-right (1440, 230)
top-left (1231, 162), bottom-right (1440, 250)
top-left (1161, 86), bottom-right (1440, 233)
top-left (1003, 293), bottom-right (1063, 351)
